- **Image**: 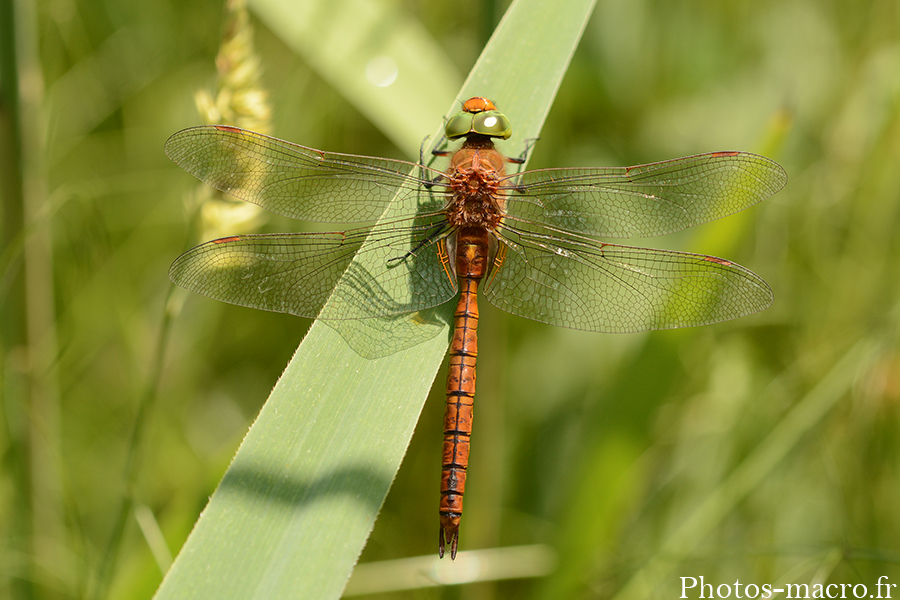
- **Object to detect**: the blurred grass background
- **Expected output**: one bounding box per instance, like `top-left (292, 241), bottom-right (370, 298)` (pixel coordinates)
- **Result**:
top-left (2, 0), bottom-right (899, 598)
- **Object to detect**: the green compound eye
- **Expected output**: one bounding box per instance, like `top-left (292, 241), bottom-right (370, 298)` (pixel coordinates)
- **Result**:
top-left (472, 111), bottom-right (512, 139)
top-left (445, 112), bottom-right (474, 139)
top-left (444, 110), bottom-right (512, 140)
top-left (444, 97), bottom-right (512, 139)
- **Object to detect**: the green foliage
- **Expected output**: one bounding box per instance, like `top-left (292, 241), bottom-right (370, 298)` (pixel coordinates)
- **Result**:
top-left (154, 2), bottom-right (596, 596)
top-left (2, 0), bottom-right (899, 599)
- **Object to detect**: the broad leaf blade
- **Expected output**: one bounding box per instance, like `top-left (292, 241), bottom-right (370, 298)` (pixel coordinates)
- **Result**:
top-left (154, 0), bottom-right (598, 598)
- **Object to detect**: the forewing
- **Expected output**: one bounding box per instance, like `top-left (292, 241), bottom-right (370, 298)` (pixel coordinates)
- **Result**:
top-left (164, 126), bottom-right (447, 223)
top-left (503, 152), bottom-right (786, 238)
top-left (483, 224), bottom-right (772, 333)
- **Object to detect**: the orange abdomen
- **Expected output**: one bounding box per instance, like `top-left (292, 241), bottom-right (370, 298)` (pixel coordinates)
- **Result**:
top-left (439, 276), bottom-right (479, 558)
top-left (439, 227), bottom-right (491, 559)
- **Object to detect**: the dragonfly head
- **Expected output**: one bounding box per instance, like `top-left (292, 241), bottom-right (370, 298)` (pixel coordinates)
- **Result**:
top-left (445, 96), bottom-right (512, 141)
top-left (462, 96), bottom-right (496, 112)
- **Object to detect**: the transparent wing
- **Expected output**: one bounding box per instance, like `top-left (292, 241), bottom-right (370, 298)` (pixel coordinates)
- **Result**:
top-left (502, 152), bottom-right (786, 238)
top-left (483, 223), bottom-right (772, 333)
top-left (169, 219), bottom-right (457, 321)
top-left (164, 125), bottom-right (448, 223)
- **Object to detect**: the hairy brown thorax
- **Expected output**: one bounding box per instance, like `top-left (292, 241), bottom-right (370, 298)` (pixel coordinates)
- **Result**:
top-left (444, 136), bottom-right (508, 230)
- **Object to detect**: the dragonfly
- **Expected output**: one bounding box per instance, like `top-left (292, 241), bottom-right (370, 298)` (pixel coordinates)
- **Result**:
top-left (166, 96), bottom-right (786, 559)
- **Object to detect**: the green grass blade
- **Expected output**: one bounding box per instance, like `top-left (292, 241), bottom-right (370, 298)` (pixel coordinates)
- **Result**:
top-left (247, 0), bottom-right (462, 156)
top-left (609, 341), bottom-right (878, 600)
top-left (153, 0), bottom-right (597, 598)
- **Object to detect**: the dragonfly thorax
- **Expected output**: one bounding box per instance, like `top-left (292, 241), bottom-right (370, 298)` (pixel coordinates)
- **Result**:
top-left (445, 141), bottom-right (508, 229)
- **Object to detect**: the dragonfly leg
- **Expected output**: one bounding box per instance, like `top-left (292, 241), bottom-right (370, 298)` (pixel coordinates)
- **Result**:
top-left (385, 225), bottom-right (452, 267)
top-left (420, 135), bottom-right (451, 188)
top-left (418, 134), bottom-right (434, 165)
top-left (508, 135), bottom-right (539, 166)
top-left (506, 137), bottom-right (539, 194)
top-left (429, 133), bottom-right (451, 157)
